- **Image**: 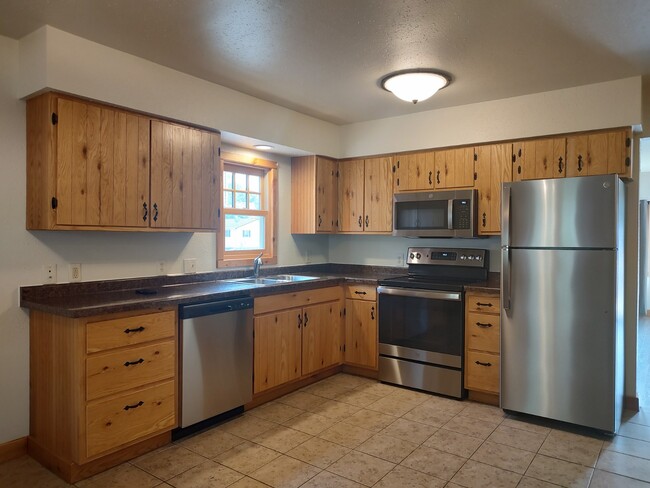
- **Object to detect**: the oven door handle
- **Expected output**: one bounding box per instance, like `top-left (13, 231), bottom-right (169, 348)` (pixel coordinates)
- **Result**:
top-left (377, 286), bottom-right (461, 301)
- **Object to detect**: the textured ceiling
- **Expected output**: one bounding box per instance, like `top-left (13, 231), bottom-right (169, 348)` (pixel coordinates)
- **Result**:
top-left (1, 0), bottom-right (649, 125)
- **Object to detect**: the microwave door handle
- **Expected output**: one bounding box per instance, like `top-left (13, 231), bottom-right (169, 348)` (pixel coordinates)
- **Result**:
top-left (447, 199), bottom-right (454, 230)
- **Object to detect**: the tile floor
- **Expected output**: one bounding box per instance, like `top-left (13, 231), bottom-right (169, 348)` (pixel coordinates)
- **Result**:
top-left (3, 373), bottom-right (650, 487)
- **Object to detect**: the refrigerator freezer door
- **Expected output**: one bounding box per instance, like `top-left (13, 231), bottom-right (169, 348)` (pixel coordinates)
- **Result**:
top-left (504, 174), bottom-right (620, 249)
top-left (501, 248), bottom-right (622, 433)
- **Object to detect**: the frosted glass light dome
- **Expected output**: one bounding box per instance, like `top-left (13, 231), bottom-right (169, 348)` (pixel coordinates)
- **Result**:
top-left (381, 70), bottom-right (450, 104)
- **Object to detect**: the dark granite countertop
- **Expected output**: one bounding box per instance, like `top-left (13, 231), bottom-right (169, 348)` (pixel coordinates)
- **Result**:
top-left (20, 263), bottom-right (406, 317)
top-left (464, 272), bottom-right (501, 293)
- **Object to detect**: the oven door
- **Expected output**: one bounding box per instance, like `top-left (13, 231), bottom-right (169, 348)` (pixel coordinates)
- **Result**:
top-left (377, 286), bottom-right (464, 368)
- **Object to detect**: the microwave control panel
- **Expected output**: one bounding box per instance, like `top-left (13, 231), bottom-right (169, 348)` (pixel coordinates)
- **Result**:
top-left (452, 199), bottom-right (471, 229)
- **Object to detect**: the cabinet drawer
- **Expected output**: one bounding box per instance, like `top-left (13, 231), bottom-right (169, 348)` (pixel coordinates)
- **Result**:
top-left (344, 284), bottom-right (377, 301)
top-left (254, 287), bottom-right (341, 315)
top-left (466, 351), bottom-right (500, 394)
top-left (466, 295), bottom-right (500, 314)
top-left (86, 310), bottom-right (176, 353)
top-left (86, 379), bottom-right (175, 459)
top-left (86, 340), bottom-right (175, 401)
top-left (466, 313), bottom-right (500, 353)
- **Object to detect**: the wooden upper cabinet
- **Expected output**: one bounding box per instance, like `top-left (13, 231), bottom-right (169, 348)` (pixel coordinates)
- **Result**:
top-left (434, 147), bottom-right (474, 189)
top-left (27, 92), bottom-right (220, 232)
top-left (566, 128), bottom-right (631, 178)
top-left (393, 151), bottom-right (434, 191)
top-left (474, 144), bottom-right (512, 235)
top-left (338, 159), bottom-right (365, 232)
top-left (150, 121), bottom-right (220, 230)
top-left (512, 138), bottom-right (566, 181)
top-left (291, 155), bottom-right (337, 233)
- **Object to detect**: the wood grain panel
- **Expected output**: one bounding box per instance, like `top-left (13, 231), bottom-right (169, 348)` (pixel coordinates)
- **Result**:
top-left (466, 351), bottom-right (500, 393)
top-left (200, 131), bottom-right (214, 229)
top-left (588, 132), bottom-right (609, 175)
top-left (466, 294), bottom-right (500, 314)
top-left (254, 287), bottom-right (341, 315)
top-left (191, 129), bottom-right (202, 229)
top-left (344, 284), bottom-right (377, 301)
top-left (302, 301), bottom-right (341, 375)
top-left (181, 127), bottom-right (192, 227)
top-left (466, 312), bottom-right (500, 353)
top-left (534, 138), bottom-right (553, 180)
top-left (566, 134), bottom-right (588, 177)
top-left (71, 100), bottom-right (89, 224)
top-left (208, 132), bottom-right (220, 229)
top-left (85, 104), bottom-right (101, 226)
top-left (98, 108), bottom-right (114, 226)
top-left (171, 125), bottom-right (183, 228)
top-left (338, 159), bottom-right (364, 232)
top-left (316, 157), bottom-right (337, 231)
top-left (364, 156), bottom-right (392, 232)
top-left (112, 111), bottom-right (127, 226)
top-left (344, 299), bottom-right (377, 369)
top-left (290, 155), bottom-right (317, 233)
top-left (55, 98), bottom-right (74, 224)
top-left (553, 138), bottom-right (567, 178)
top-left (86, 310), bottom-right (176, 353)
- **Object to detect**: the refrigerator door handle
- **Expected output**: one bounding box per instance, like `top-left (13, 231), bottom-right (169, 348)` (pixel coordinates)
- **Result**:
top-left (502, 184), bottom-right (511, 247)
top-left (503, 246), bottom-right (511, 312)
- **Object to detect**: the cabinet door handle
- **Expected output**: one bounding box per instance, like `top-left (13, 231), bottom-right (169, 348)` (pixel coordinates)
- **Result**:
top-left (482, 213), bottom-right (487, 227)
top-left (475, 322), bottom-right (493, 328)
top-left (124, 326), bottom-right (145, 334)
top-left (297, 314), bottom-right (302, 329)
top-left (577, 154), bottom-right (583, 172)
top-left (476, 302), bottom-right (493, 307)
top-left (124, 400), bottom-right (144, 411)
top-left (475, 360), bottom-right (492, 367)
top-left (142, 202), bottom-right (148, 222)
top-left (558, 157), bottom-right (563, 174)
top-left (370, 306), bottom-right (375, 320)
top-left (318, 215), bottom-right (322, 227)
top-left (358, 215), bottom-right (362, 228)
top-left (428, 171), bottom-right (432, 185)
top-left (354, 290), bottom-right (367, 295)
top-left (436, 170), bottom-right (440, 184)
top-left (365, 215), bottom-right (369, 228)
top-left (153, 203), bottom-right (159, 222)
top-left (124, 358), bottom-right (145, 367)
top-left (304, 312), bottom-right (308, 327)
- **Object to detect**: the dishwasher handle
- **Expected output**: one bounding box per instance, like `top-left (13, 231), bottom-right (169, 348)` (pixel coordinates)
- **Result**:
top-left (180, 296), bottom-right (253, 319)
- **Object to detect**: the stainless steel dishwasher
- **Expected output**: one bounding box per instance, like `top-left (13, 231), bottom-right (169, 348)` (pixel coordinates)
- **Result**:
top-left (178, 296), bottom-right (254, 434)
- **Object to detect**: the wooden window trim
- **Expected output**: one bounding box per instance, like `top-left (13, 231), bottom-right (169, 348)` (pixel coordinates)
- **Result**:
top-left (218, 152), bottom-right (278, 268)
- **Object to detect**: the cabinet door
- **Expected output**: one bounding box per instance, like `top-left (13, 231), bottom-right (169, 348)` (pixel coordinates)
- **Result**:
top-left (254, 310), bottom-right (302, 393)
top-left (338, 159), bottom-right (365, 232)
top-left (435, 147), bottom-right (474, 188)
top-left (56, 98), bottom-right (150, 227)
top-left (316, 157), bottom-right (337, 232)
top-left (474, 144), bottom-right (512, 235)
top-left (392, 154), bottom-right (404, 192)
top-left (150, 121), bottom-right (220, 230)
top-left (364, 156), bottom-right (393, 232)
top-left (566, 132), bottom-right (628, 177)
top-left (302, 301), bottom-right (342, 375)
top-left (533, 138), bottom-right (566, 180)
top-left (345, 299), bottom-right (377, 368)
top-left (606, 129), bottom-right (632, 178)
top-left (407, 152), bottom-right (431, 190)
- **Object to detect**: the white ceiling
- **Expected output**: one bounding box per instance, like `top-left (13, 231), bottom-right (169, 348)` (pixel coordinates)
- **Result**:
top-left (1, 0), bottom-right (649, 126)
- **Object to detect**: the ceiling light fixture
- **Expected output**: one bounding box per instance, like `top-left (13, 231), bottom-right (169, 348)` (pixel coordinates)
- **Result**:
top-left (254, 144), bottom-right (273, 151)
top-left (380, 69), bottom-right (451, 104)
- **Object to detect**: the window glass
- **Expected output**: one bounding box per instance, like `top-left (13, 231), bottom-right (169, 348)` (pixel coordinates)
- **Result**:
top-left (249, 193), bottom-right (261, 210)
top-left (235, 192), bottom-right (247, 209)
top-left (234, 173), bottom-right (247, 191)
top-left (249, 175), bottom-right (261, 193)
top-left (224, 171), bottom-right (233, 189)
top-left (223, 190), bottom-right (233, 208)
top-left (224, 215), bottom-right (265, 251)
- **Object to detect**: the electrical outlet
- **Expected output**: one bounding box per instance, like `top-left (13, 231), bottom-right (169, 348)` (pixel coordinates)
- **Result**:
top-left (69, 263), bottom-right (82, 282)
top-left (43, 264), bottom-right (57, 284)
top-left (397, 253), bottom-right (404, 266)
top-left (158, 261), bottom-right (166, 275)
top-left (183, 258), bottom-right (197, 274)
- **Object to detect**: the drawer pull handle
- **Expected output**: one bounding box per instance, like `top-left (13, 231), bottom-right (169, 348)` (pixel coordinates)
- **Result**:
top-left (124, 358), bottom-right (145, 367)
top-left (354, 291), bottom-right (367, 295)
top-left (304, 312), bottom-right (309, 328)
top-left (124, 400), bottom-right (144, 411)
top-left (475, 322), bottom-right (493, 328)
top-left (124, 326), bottom-right (145, 334)
top-left (475, 360), bottom-right (492, 367)
top-left (476, 302), bottom-right (493, 307)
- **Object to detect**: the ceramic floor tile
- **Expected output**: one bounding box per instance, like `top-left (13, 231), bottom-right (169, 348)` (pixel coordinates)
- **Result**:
top-left (318, 421), bottom-right (374, 448)
top-left (365, 395), bottom-right (420, 417)
top-left (282, 411), bottom-right (335, 435)
top-left (604, 434), bottom-right (650, 460)
top-left (325, 373), bottom-right (375, 389)
top-left (589, 468), bottom-right (650, 487)
top-left (487, 424), bottom-right (547, 452)
top-left (442, 415), bottom-right (500, 440)
top-left (470, 440), bottom-right (534, 474)
top-left (341, 408), bottom-right (397, 432)
top-left (252, 425), bottom-right (312, 453)
top-left (77, 463), bottom-right (163, 488)
top-left (308, 399), bottom-right (361, 420)
top-left (132, 444), bottom-right (207, 480)
top-left (180, 428), bottom-right (246, 458)
top-left (400, 445), bottom-right (466, 480)
top-left (423, 428), bottom-right (483, 458)
top-left (402, 403), bottom-right (458, 428)
top-left (353, 382), bottom-right (401, 397)
top-left (215, 440), bottom-right (281, 474)
top-left (302, 381), bottom-right (354, 399)
top-left (166, 460), bottom-right (243, 488)
top-left (246, 401), bottom-right (304, 423)
top-left (219, 414), bottom-right (278, 441)
top-left (457, 402), bottom-right (507, 424)
top-left (619, 422), bottom-right (650, 442)
top-left (286, 437), bottom-right (350, 469)
top-left (596, 449), bottom-right (650, 483)
top-left (227, 477), bottom-right (270, 488)
top-left (386, 387), bottom-right (431, 405)
top-left (516, 477), bottom-right (560, 487)
top-left (250, 454), bottom-right (320, 488)
top-left (276, 391), bottom-right (327, 411)
top-left (419, 395), bottom-right (466, 415)
top-left (525, 454), bottom-right (593, 487)
top-left (500, 417), bottom-right (552, 436)
top-left (334, 389), bottom-right (383, 408)
top-left (372, 465), bottom-right (446, 488)
top-left (624, 408), bottom-right (650, 427)
top-left (450, 459), bottom-right (521, 488)
top-left (378, 417), bottom-right (438, 445)
top-left (299, 470), bottom-right (365, 488)
top-left (356, 433), bottom-right (418, 463)
top-left (326, 450), bottom-right (395, 486)
top-left (538, 429), bottom-right (602, 467)
top-left (0, 456), bottom-right (73, 488)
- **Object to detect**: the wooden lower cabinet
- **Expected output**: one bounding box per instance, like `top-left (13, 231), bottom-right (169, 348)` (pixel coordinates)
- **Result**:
top-left (29, 308), bottom-right (177, 483)
top-left (464, 291), bottom-right (500, 402)
top-left (344, 284), bottom-right (378, 370)
top-left (253, 287), bottom-right (343, 394)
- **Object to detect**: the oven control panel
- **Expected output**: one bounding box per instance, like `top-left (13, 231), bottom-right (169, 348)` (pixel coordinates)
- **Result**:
top-left (407, 247), bottom-right (487, 267)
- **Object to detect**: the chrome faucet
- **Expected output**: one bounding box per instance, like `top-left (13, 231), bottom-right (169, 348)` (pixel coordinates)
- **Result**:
top-left (252, 252), bottom-right (263, 278)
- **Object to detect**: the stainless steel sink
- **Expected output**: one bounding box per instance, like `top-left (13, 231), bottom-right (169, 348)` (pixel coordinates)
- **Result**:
top-left (223, 274), bottom-right (319, 285)
top-left (223, 277), bottom-right (282, 285)
top-left (268, 274), bottom-right (318, 282)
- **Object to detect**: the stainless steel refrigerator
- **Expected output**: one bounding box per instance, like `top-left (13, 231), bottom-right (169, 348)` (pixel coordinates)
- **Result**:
top-left (501, 174), bottom-right (625, 433)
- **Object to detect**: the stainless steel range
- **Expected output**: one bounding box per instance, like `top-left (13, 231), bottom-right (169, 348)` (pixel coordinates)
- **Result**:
top-left (377, 247), bottom-right (489, 398)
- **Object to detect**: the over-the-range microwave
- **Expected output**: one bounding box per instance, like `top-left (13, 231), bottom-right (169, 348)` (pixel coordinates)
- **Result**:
top-left (393, 189), bottom-right (478, 238)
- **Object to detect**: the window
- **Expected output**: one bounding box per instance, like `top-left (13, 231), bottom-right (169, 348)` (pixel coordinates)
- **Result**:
top-left (218, 152), bottom-right (278, 267)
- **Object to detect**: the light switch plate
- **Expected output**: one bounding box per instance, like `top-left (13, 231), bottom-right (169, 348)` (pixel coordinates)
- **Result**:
top-left (183, 258), bottom-right (197, 274)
